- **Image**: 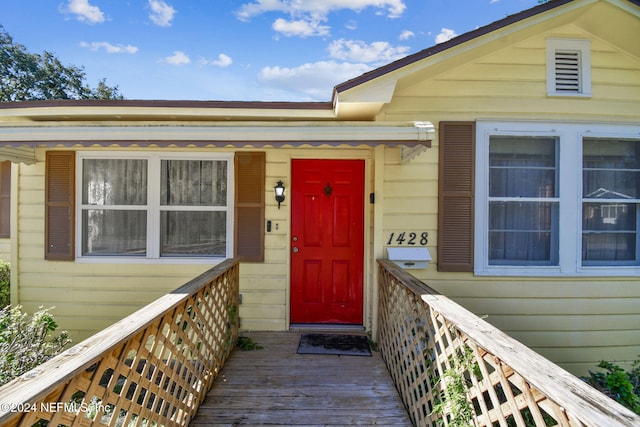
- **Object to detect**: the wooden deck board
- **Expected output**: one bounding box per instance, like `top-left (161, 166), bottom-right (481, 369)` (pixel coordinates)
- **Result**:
top-left (189, 331), bottom-right (413, 426)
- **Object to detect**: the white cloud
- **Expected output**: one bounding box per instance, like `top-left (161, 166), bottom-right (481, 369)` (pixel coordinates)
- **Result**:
top-left (327, 39), bottom-right (409, 64)
top-left (202, 54), bottom-right (233, 68)
top-left (272, 18), bottom-right (330, 37)
top-left (236, 0), bottom-right (406, 38)
top-left (435, 28), bottom-right (457, 44)
top-left (65, 0), bottom-right (105, 24)
top-left (148, 0), bottom-right (176, 27)
top-left (164, 51), bottom-right (190, 65)
top-left (399, 30), bottom-right (414, 40)
top-left (80, 41), bottom-right (138, 54)
top-left (237, 0), bottom-right (406, 20)
top-left (258, 60), bottom-right (372, 100)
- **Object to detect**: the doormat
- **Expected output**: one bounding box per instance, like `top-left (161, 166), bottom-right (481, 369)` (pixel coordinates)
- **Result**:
top-left (297, 333), bottom-right (371, 357)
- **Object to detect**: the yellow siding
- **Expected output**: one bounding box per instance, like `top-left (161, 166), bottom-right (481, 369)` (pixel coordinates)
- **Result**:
top-left (0, 238), bottom-right (9, 262)
top-left (431, 276), bottom-right (640, 374)
top-left (383, 148), bottom-right (438, 237)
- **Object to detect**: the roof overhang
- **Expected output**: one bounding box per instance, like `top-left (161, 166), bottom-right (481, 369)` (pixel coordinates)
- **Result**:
top-left (0, 121), bottom-right (435, 163)
top-left (333, 77), bottom-right (398, 120)
top-left (0, 101), bottom-right (434, 162)
top-left (0, 100), bottom-right (337, 122)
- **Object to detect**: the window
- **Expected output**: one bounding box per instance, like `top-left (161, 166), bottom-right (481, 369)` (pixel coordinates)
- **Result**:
top-left (546, 38), bottom-right (591, 97)
top-left (476, 122), bottom-right (640, 276)
top-left (78, 153), bottom-right (234, 260)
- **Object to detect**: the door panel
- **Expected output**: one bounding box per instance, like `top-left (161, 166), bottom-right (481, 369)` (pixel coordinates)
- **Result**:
top-left (290, 159), bottom-right (364, 324)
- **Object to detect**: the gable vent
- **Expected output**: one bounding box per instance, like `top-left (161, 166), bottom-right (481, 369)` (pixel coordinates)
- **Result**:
top-left (554, 50), bottom-right (581, 93)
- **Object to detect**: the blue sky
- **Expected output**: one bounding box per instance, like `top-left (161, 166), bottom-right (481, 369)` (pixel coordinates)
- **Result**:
top-left (3, 0), bottom-right (540, 102)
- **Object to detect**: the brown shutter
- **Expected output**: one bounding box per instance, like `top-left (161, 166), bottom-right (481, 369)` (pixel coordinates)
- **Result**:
top-left (438, 122), bottom-right (475, 272)
top-left (0, 162), bottom-right (11, 238)
top-left (45, 151), bottom-right (75, 261)
top-left (235, 152), bottom-right (265, 262)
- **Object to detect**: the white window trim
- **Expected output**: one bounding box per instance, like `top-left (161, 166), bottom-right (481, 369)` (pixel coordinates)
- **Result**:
top-left (546, 38), bottom-right (592, 98)
top-left (475, 121), bottom-right (640, 277)
top-left (75, 151), bottom-right (235, 264)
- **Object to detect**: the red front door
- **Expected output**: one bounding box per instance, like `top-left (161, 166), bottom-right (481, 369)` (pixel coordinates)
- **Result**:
top-left (290, 159), bottom-right (365, 324)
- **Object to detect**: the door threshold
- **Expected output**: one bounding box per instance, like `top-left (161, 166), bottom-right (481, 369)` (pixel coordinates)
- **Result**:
top-left (289, 323), bottom-right (366, 333)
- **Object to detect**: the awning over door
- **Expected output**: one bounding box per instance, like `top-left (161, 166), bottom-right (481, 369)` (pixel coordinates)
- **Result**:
top-left (0, 145), bottom-right (36, 164)
top-left (0, 122), bottom-right (434, 149)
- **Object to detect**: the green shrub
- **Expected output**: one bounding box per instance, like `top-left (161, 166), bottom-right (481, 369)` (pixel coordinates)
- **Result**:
top-left (430, 345), bottom-right (476, 426)
top-left (582, 358), bottom-right (640, 414)
top-left (0, 305), bottom-right (71, 386)
top-left (237, 335), bottom-right (263, 351)
top-left (0, 261), bottom-right (9, 308)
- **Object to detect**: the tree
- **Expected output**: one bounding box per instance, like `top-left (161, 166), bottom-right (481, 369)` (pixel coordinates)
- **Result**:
top-left (0, 26), bottom-right (123, 102)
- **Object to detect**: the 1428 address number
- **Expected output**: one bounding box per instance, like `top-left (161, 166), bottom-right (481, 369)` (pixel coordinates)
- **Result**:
top-left (386, 232), bottom-right (428, 246)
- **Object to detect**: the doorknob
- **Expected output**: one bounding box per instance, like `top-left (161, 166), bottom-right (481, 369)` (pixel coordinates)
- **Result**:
top-left (292, 247), bottom-right (299, 253)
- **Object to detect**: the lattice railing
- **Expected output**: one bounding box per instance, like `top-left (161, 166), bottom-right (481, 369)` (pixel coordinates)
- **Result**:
top-left (0, 258), bottom-right (240, 427)
top-left (377, 259), bottom-right (640, 427)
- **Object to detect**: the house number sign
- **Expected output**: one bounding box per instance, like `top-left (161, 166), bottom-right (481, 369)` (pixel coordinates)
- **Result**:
top-left (386, 232), bottom-right (428, 246)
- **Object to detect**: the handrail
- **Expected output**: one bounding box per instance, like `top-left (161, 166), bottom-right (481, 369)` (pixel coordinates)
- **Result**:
top-left (377, 259), bottom-right (640, 427)
top-left (0, 258), bottom-right (240, 427)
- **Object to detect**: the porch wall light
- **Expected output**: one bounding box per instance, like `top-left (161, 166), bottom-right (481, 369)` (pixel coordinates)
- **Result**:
top-left (274, 180), bottom-right (286, 209)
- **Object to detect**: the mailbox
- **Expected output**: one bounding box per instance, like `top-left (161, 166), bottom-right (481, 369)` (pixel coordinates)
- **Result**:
top-left (387, 247), bottom-right (432, 269)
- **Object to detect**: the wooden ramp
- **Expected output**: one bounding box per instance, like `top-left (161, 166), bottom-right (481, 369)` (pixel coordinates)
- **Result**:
top-left (190, 331), bottom-right (412, 426)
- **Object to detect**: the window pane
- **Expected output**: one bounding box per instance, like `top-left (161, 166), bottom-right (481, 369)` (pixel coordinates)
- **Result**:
top-left (582, 139), bottom-right (639, 265)
top-left (490, 137), bottom-right (557, 198)
top-left (82, 159), bottom-right (147, 205)
top-left (82, 210), bottom-right (146, 256)
top-left (583, 139), bottom-right (640, 199)
top-left (161, 211), bottom-right (226, 256)
top-left (489, 201), bottom-right (558, 265)
top-left (583, 203), bottom-right (637, 263)
top-left (160, 160), bottom-right (227, 206)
